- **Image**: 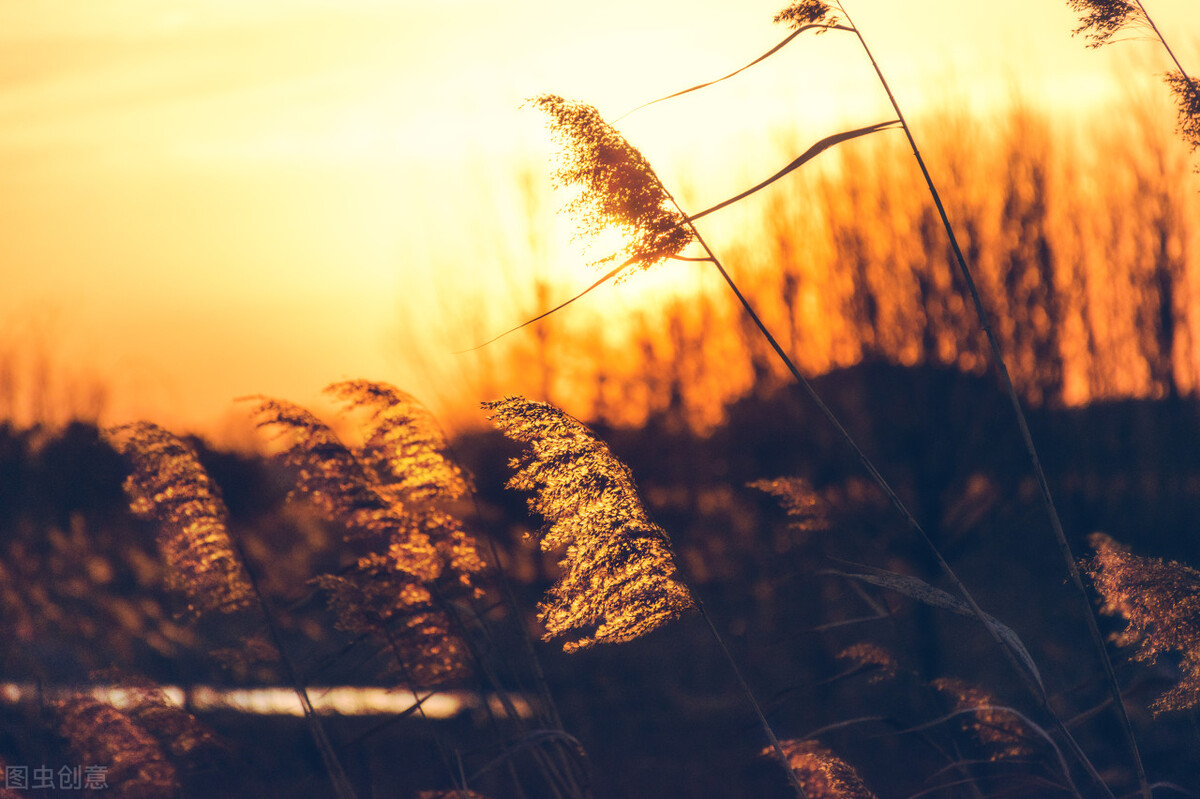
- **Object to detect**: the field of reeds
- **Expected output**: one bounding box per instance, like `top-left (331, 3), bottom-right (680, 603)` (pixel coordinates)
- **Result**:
top-left (3, 2), bottom-right (1200, 797)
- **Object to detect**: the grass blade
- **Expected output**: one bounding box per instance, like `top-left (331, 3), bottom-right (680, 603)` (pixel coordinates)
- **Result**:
top-left (615, 23), bottom-right (853, 121)
top-left (830, 568), bottom-right (1043, 692)
top-left (686, 119), bottom-right (900, 223)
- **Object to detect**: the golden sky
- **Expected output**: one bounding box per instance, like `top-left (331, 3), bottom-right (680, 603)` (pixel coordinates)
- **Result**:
top-left (1, 0), bottom-right (1195, 440)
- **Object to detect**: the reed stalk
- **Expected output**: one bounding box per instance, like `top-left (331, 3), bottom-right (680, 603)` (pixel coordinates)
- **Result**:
top-left (829, 2), bottom-right (1148, 792)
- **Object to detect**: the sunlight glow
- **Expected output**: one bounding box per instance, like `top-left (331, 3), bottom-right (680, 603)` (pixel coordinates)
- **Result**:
top-left (1, 0), bottom-right (1196, 436)
top-left (0, 683), bottom-right (536, 719)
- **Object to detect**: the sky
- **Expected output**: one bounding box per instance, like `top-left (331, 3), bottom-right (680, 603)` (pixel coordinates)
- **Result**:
top-left (1, 0), bottom-right (1196, 441)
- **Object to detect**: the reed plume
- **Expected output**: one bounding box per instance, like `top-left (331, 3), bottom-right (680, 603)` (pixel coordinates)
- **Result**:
top-left (1165, 72), bottom-right (1200, 153)
top-left (110, 420), bottom-right (357, 797)
top-left (247, 389), bottom-right (484, 687)
top-left (749, 477), bottom-right (828, 534)
top-left (530, 94), bottom-right (693, 276)
top-left (765, 740), bottom-right (876, 799)
top-left (107, 422), bottom-right (252, 617)
top-left (1065, 0), bottom-right (1146, 46)
top-left (1083, 533), bottom-right (1200, 713)
top-left (326, 379), bottom-right (471, 503)
top-left (54, 695), bottom-right (179, 799)
top-left (931, 677), bottom-right (1035, 760)
top-left (835, 643), bottom-right (898, 683)
top-left (773, 1), bottom-right (840, 29)
top-left (484, 396), bottom-right (694, 652)
top-left (1066, 0), bottom-right (1198, 173)
top-left (313, 566), bottom-right (469, 686)
top-left (326, 380), bottom-right (485, 585)
top-left (244, 396), bottom-right (441, 582)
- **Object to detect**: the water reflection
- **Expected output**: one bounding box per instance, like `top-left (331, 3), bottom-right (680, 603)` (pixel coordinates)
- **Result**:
top-left (0, 683), bottom-right (533, 719)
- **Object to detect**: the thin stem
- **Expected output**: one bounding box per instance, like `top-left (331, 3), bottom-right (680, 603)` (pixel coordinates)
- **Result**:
top-left (233, 539), bottom-right (358, 799)
top-left (1132, 0), bottom-right (1196, 85)
top-left (437, 590), bottom-right (583, 799)
top-left (442, 430), bottom-right (567, 735)
top-left (458, 467), bottom-right (585, 795)
top-left (380, 625), bottom-right (467, 796)
top-left (694, 600), bottom-right (810, 799)
top-left (834, 3), bottom-right (1148, 795)
top-left (474, 502), bottom-right (566, 733)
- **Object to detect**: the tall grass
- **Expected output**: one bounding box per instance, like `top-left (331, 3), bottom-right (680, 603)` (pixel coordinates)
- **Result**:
top-left (457, 1), bottom-right (1197, 795)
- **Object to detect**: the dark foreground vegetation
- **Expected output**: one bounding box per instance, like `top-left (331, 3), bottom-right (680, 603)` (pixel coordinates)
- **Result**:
top-left (2, 364), bottom-right (1200, 796)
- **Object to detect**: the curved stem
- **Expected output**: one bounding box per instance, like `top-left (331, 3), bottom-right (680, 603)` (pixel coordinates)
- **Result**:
top-left (833, 2), bottom-right (1147, 795)
top-left (663, 178), bottom-right (1092, 797)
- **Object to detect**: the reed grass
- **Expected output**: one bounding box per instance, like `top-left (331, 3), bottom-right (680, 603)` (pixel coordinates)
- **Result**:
top-left (467, 3), bottom-right (1199, 795)
top-left (514, 58), bottom-right (1113, 799)
top-left (8, 3), bottom-right (1200, 797)
top-left (1068, 0), bottom-right (1199, 164)
top-left (1083, 533), bottom-right (1200, 714)
top-left (483, 396), bottom-right (693, 652)
top-left (767, 739), bottom-right (876, 799)
top-left (485, 395), bottom-right (808, 797)
top-left (108, 421), bottom-right (359, 799)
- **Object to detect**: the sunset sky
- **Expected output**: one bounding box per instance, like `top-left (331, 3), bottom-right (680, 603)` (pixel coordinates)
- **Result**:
top-left (1, 0), bottom-right (1195, 440)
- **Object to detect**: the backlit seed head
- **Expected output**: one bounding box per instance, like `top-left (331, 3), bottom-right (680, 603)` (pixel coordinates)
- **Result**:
top-left (1065, 0), bottom-right (1146, 47)
top-left (1165, 72), bottom-right (1200, 156)
top-left (108, 422), bottom-right (253, 617)
top-left (1084, 533), bottom-right (1200, 713)
top-left (485, 396), bottom-right (694, 651)
top-left (931, 677), bottom-right (1035, 759)
top-left (530, 94), bottom-right (692, 276)
top-left (765, 740), bottom-right (877, 799)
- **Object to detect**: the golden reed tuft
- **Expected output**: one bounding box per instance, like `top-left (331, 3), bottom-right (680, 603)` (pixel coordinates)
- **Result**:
top-left (530, 94), bottom-right (693, 275)
top-left (765, 740), bottom-right (876, 799)
top-left (326, 379), bottom-right (471, 503)
top-left (247, 386), bottom-right (485, 687)
top-left (1065, 0), bottom-right (1198, 162)
top-left (326, 380), bottom-right (485, 584)
top-left (245, 395), bottom-right (441, 581)
top-left (54, 695), bottom-right (179, 799)
top-left (1084, 533), bottom-right (1200, 713)
top-left (313, 563), bottom-right (469, 687)
top-left (108, 422), bottom-right (253, 617)
top-left (485, 396), bottom-right (694, 652)
top-left (835, 643), bottom-right (899, 683)
top-left (749, 477), bottom-right (829, 533)
top-left (931, 677), bottom-right (1035, 760)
